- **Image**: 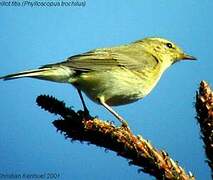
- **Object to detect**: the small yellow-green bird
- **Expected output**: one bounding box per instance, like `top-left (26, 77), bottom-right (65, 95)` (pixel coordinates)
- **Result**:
top-left (0, 37), bottom-right (196, 126)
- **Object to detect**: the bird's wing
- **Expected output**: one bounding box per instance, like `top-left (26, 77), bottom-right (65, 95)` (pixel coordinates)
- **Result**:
top-left (42, 44), bottom-right (159, 72)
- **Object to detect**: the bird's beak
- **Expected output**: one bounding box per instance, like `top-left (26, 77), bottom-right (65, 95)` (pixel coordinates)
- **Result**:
top-left (182, 53), bottom-right (197, 60)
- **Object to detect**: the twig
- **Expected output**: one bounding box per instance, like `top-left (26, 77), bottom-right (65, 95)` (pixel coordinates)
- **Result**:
top-left (36, 95), bottom-right (195, 180)
top-left (195, 81), bottom-right (213, 178)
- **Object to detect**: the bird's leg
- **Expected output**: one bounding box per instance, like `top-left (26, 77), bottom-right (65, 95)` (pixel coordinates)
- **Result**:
top-left (77, 89), bottom-right (90, 118)
top-left (98, 97), bottom-right (129, 128)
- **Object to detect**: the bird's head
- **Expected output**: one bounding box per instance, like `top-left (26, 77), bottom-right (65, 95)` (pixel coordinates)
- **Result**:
top-left (137, 37), bottom-right (196, 65)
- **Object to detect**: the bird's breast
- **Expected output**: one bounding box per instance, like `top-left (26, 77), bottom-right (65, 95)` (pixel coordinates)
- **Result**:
top-left (73, 67), bottom-right (163, 106)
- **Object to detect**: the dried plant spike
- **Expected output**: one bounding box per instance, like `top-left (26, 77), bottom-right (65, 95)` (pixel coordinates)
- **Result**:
top-left (36, 95), bottom-right (194, 180)
top-left (195, 81), bottom-right (213, 178)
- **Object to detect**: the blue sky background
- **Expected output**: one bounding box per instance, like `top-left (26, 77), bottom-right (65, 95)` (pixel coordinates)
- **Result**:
top-left (0, 1), bottom-right (212, 179)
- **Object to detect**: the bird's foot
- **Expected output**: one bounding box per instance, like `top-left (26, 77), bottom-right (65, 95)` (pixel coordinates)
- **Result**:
top-left (121, 121), bottom-right (131, 132)
top-left (83, 108), bottom-right (93, 120)
top-left (78, 108), bottom-right (93, 121)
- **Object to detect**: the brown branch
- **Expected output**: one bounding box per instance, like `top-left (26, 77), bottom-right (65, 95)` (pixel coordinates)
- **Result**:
top-left (195, 81), bottom-right (213, 178)
top-left (36, 95), bottom-right (195, 180)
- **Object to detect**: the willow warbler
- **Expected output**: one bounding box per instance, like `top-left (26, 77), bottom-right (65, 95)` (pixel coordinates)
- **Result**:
top-left (0, 37), bottom-right (196, 126)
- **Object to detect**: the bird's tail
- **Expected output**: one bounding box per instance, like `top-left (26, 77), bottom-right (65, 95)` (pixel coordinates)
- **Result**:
top-left (0, 66), bottom-right (73, 83)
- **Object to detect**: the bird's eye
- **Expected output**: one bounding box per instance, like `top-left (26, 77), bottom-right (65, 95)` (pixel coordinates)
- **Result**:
top-left (166, 43), bottom-right (173, 48)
